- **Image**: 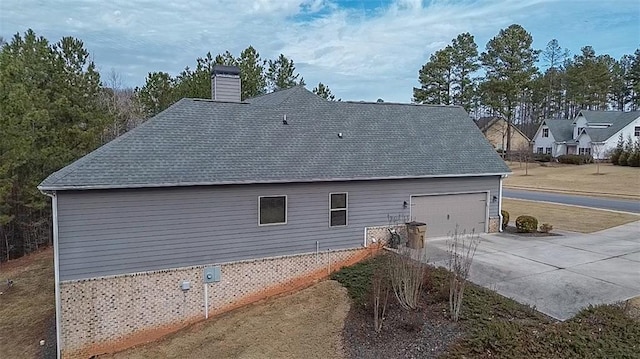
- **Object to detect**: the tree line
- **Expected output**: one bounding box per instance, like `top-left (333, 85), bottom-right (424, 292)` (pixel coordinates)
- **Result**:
top-left (413, 24), bottom-right (640, 152)
top-left (0, 29), bottom-right (335, 262)
top-left (1, 25), bottom-right (636, 261)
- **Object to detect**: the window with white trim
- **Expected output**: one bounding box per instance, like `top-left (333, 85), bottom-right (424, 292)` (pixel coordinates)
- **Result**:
top-left (635, 126), bottom-right (640, 136)
top-left (542, 128), bottom-right (549, 137)
top-left (329, 193), bottom-right (348, 227)
top-left (578, 148), bottom-right (591, 155)
top-left (536, 147), bottom-right (543, 154)
top-left (258, 196), bottom-right (287, 225)
top-left (545, 147), bottom-right (552, 154)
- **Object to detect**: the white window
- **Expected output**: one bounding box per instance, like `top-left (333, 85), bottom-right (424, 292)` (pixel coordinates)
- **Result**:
top-left (542, 128), bottom-right (549, 138)
top-left (258, 195), bottom-right (287, 225)
top-left (579, 148), bottom-right (591, 155)
top-left (545, 147), bottom-right (552, 154)
top-left (635, 126), bottom-right (640, 137)
top-left (329, 193), bottom-right (348, 227)
top-left (536, 147), bottom-right (543, 154)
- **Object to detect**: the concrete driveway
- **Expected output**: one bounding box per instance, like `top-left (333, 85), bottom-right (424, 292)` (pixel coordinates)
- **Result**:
top-left (425, 220), bottom-right (640, 320)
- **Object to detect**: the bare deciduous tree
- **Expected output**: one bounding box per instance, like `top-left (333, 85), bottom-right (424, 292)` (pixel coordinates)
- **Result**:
top-left (101, 69), bottom-right (144, 143)
top-left (447, 226), bottom-right (481, 322)
top-left (372, 258), bottom-right (390, 332)
top-left (388, 247), bottom-right (428, 310)
top-left (591, 142), bottom-right (605, 174)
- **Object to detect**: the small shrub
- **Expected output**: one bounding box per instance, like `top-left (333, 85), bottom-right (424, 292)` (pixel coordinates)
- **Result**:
top-left (539, 223), bottom-right (553, 233)
top-left (501, 210), bottom-right (509, 228)
top-left (533, 153), bottom-right (552, 162)
top-left (557, 154), bottom-right (592, 165)
top-left (515, 215), bottom-right (538, 233)
top-left (610, 150), bottom-right (621, 165)
top-left (628, 151), bottom-right (640, 167)
top-left (618, 152), bottom-right (628, 166)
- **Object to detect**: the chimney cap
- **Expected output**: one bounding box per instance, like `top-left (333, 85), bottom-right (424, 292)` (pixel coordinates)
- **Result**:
top-left (212, 65), bottom-right (240, 76)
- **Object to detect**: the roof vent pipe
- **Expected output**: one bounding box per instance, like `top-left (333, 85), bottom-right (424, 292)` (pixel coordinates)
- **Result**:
top-left (283, 114), bottom-right (288, 125)
top-left (338, 132), bottom-right (343, 138)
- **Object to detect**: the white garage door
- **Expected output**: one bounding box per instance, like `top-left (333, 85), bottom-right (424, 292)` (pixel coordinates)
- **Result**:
top-left (411, 193), bottom-right (487, 238)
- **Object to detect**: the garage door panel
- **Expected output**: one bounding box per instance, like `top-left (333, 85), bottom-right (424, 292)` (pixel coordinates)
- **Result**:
top-left (411, 193), bottom-right (487, 238)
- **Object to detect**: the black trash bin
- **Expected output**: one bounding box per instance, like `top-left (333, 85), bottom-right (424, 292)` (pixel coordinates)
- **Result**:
top-left (405, 221), bottom-right (427, 249)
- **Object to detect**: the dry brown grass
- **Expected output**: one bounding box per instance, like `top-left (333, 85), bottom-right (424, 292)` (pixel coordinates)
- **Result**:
top-left (101, 280), bottom-right (350, 359)
top-left (505, 162), bottom-right (640, 199)
top-left (503, 199), bottom-right (640, 233)
top-left (0, 248), bottom-right (55, 359)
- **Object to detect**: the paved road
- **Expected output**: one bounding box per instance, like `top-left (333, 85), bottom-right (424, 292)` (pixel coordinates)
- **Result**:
top-left (504, 189), bottom-right (640, 214)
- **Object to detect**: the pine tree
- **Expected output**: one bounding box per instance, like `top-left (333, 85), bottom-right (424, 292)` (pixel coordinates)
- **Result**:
top-left (135, 72), bottom-right (176, 117)
top-left (0, 30), bottom-right (106, 259)
top-left (565, 46), bottom-right (611, 114)
top-left (450, 33), bottom-right (480, 111)
top-left (413, 46), bottom-right (453, 105)
top-left (541, 39), bottom-right (570, 118)
top-left (266, 54), bottom-right (303, 91)
top-left (238, 46), bottom-right (266, 100)
top-left (312, 82), bottom-right (336, 100)
top-left (479, 24), bottom-right (539, 155)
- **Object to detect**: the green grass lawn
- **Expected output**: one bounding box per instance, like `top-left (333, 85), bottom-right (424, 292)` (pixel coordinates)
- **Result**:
top-left (332, 255), bottom-right (640, 358)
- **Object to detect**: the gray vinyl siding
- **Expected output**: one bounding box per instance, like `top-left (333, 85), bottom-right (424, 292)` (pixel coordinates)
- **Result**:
top-left (56, 176), bottom-right (500, 281)
top-left (212, 75), bottom-right (241, 102)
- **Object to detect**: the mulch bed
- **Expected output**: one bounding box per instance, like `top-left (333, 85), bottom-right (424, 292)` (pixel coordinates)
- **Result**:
top-left (503, 225), bottom-right (561, 237)
top-left (342, 283), bottom-right (462, 359)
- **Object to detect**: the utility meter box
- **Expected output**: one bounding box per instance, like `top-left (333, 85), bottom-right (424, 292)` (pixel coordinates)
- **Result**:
top-left (204, 266), bottom-right (221, 283)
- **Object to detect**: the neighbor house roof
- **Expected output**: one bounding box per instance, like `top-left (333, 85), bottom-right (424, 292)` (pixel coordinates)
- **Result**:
top-left (476, 116), bottom-right (530, 141)
top-left (579, 110), bottom-right (640, 143)
top-left (544, 119), bottom-right (574, 142)
top-left (475, 116), bottom-right (499, 132)
top-left (39, 86), bottom-right (510, 191)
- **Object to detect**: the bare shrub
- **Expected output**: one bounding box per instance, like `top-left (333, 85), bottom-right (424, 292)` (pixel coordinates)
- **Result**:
top-left (447, 227), bottom-right (481, 322)
top-left (372, 258), bottom-right (390, 332)
top-left (389, 247), bottom-right (428, 310)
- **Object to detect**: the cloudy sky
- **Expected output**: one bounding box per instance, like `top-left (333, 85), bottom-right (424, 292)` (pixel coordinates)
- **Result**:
top-left (1, 0), bottom-right (638, 102)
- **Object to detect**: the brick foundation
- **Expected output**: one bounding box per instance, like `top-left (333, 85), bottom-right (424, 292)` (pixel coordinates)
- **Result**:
top-left (488, 216), bottom-right (500, 233)
top-left (59, 247), bottom-right (374, 358)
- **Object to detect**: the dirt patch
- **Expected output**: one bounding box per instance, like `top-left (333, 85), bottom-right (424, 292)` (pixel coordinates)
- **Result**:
top-left (0, 248), bottom-right (55, 359)
top-left (101, 280), bottom-right (350, 359)
top-left (503, 199), bottom-right (639, 233)
top-left (505, 162), bottom-right (640, 200)
top-left (342, 287), bottom-right (461, 359)
top-left (503, 225), bottom-right (561, 237)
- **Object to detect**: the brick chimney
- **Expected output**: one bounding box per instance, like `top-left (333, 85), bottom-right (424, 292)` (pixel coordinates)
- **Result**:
top-left (211, 65), bottom-right (241, 102)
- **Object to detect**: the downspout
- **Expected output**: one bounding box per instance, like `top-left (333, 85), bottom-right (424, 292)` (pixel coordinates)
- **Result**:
top-left (41, 190), bottom-right (61, 359)
top-left (498, 175), bottom-right (505, 232)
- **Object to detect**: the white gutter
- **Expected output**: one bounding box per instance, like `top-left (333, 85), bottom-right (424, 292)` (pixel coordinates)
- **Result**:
top-left (42, 190), bottom-right (61, 359)
top-left (38, 172), bottom-right (512, 192)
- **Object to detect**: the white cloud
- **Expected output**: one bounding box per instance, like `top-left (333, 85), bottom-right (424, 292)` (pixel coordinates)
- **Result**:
top-left (1, 0), bottom-right (637, 102)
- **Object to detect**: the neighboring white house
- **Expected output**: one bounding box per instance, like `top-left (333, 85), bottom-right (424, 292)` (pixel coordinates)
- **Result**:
top-left (532, 110), bottom-right (640, 159)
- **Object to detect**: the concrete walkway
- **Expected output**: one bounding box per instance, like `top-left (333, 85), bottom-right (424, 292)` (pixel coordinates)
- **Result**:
top-left (424, 221), bottom-right (640, 320)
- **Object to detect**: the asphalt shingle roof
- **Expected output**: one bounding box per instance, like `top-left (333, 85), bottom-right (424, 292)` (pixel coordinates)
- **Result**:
top-left (580, 110), bottom-right (640, 142)
top-left (39, 86), bottom-right (510, 190)
top-left (545, 119), bottom-right (574, 142)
